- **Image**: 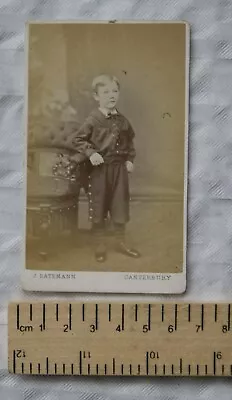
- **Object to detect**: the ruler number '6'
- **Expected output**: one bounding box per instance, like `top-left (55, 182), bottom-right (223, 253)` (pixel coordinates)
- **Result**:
top-left (216, 352), bottom-right (222, 359)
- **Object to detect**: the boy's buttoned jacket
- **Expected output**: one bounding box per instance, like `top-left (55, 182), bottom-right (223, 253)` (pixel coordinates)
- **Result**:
top-left (73, 109), bottom-right (136, 163)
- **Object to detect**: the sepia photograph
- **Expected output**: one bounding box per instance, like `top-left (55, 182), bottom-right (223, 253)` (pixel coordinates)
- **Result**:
top-left (22, 21), bottom-right (189, 293)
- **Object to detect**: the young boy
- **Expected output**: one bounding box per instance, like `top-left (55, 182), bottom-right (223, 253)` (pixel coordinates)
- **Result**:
top-left (73, 74), bottom-right (140, 262)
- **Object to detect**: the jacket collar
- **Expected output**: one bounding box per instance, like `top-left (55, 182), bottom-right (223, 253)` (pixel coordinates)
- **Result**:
top-left (99, 107), bottom-right (118, 118)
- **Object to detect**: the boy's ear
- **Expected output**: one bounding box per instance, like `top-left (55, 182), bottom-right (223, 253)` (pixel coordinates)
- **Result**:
top-left (93, 93), bottom-right (99, 102)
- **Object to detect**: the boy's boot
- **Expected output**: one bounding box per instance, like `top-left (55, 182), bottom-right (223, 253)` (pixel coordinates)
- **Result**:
top-left (114, 223), bottom-right (140, 258)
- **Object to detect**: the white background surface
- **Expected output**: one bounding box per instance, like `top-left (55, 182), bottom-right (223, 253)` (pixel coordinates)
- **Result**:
top-left (1, 0), bottom-right (232, 398)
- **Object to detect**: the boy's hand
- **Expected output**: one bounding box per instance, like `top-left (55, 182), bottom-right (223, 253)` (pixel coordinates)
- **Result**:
top-left (89, 152), bottom-right (104, 166)
top-left (126, 161), bottom-right (134, 173)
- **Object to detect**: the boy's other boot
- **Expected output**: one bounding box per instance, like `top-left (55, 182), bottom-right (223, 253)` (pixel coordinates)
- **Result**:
top-left (114, 223), bottom-right (140, 258)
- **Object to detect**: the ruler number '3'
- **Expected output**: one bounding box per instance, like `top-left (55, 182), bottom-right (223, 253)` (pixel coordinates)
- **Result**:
top-left (90, 324), bottom-right (96, 332)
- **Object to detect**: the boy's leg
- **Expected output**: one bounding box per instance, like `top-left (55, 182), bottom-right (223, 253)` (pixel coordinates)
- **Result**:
top-left (110, 163), bottom-right (140, 258)
top-left (88, 165), bottom-right (107, 262)
top-left (92, 222), bottom-right (107, 263)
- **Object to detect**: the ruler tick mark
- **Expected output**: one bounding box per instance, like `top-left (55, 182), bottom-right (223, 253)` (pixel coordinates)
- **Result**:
top-left (46, 357), bottom-right (49, 374)
top-left (222, 364), bottom-right (225, 375)
top-left (121, 304), bottom-right (125, 331)
top-left (188, 304), bottom-right (191, 322)
top-left (197, 364), bottom-right (199, 376)
top-left (79, 351), bottom-right (82, 375)
top-left (13, 350), bottom-right (16, 373)
top-left (201, 304), bottom-right (204, 331)
top-left (69, 304), bottom-right (72, 331)
top-left (148, 304), bottom-right (151, 331)
top-left (154, 364), bottom-right (157, 375)
top-left (161, 304), bottom-right (164, 322)
top-left (171, 364), bottom-right (174, 375)
top-left (146, 351), bottom-right (149, 375)
top-left (21, 363), bottom-right (24, 374)
top-left (88, 363), bottom-right (91, 375)
top-left (214, 304), bottom-right (218, 322)
top-left (163, 364), bottom-right (166, 375)
top-left (188, 364), bottom-right (191, 375)
top-left (205, 364), bottom-right (208, 375)
top-left (56, 304), bottom-right (59, 321)
top-left (112, 358), bottom-right (116, 375)
top-left (121, 363), bottom-right (124, 375)
top-left (175, 304), bottom-right (178, 331)
top-left (135, 304), bottom-right (138, 322)
top-left (104, 363), bottom-right (107, 375)
top-left (30, 362), bottom-right (32, 374)
top-left (82, 304), bottom-right (85, 322)
top-left (38, 363), bottom-right (41, 374)
top-left (71, 364), bottom-right (74, 375)
top-left (129, 364), bottom-right (132, 375)
top-left (29, 304), bottom-right (33, 321)
top-left (63, 364), bottom-right (66, 374)
top-left (55, 363), bottom-right (57, 374)
top-left (95, 304), bottom-right (98, 330)
top-left (137, 364), bottom-right (141, 375)
top-left (230, 365), bottom-right (232, 376)
top-left (16, 304), bottom-right (19, 330)
top-left (180, 358), bottom-right (183, 374)
top-left (108, 304), bottom-right (111, 321)
top-left (213, 352), bottom-right (216, 375)
top-left (43, 304), bottom-right (46, 331)
top-left (228, 304), bottom-right (231, 331)
top-left (96, 363), bottom-right (99, 375)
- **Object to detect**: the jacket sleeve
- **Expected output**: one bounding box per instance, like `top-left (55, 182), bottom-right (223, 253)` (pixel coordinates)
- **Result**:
top-left (72, 119), bottom-right (97, 158)
top-left (126, 122), bottom-right (136, 163)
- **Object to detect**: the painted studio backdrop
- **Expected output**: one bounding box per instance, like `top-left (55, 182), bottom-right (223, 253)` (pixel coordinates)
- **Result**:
top-left (26, 23), bottom-right (187, 273)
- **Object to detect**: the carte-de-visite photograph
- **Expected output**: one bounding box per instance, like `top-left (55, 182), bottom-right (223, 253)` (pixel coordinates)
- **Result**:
top-left (23, 21), bottom-right (189, 293)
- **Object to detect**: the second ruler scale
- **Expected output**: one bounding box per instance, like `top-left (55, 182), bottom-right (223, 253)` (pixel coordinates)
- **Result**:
top-left (8, 302), bottom-right (232, 376)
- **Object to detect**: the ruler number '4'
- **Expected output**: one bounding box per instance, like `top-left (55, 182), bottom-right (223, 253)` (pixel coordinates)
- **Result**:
top-left (116, 325), bottom-right (122, 332)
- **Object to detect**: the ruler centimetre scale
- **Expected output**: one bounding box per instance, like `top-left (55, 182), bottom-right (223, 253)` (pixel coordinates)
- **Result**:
top-left (8, 302), bottom-right (232, 377)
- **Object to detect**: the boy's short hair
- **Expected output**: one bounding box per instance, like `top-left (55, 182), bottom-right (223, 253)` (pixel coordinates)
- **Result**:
top-left (92, 74), bottom-right (120, 94)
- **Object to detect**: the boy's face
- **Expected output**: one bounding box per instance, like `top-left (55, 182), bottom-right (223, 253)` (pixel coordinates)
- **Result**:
top-left (94, 80), bottom-right (120, 110)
